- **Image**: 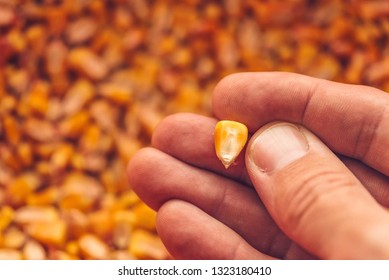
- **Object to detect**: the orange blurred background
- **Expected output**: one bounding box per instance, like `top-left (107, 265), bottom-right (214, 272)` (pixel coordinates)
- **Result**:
top-left (0, 0), bottom-right (389, 259)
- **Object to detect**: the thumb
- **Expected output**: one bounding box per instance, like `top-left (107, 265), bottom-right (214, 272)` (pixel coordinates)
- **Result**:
top-left (246, 122), bottom-right (389, 259)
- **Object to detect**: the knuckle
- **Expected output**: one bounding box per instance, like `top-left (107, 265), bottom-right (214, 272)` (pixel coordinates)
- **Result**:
top-left (275, 160), bottom-right (358, 236)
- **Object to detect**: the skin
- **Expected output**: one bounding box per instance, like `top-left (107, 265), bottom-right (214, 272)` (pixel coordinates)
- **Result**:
top-left (127, 72), bottom-right (389, 259)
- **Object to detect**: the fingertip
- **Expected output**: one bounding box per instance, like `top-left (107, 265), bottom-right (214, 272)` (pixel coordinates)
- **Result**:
top-left (151, 113), bottom-right (208, 149)
top-left (156, 200), bottom-right (272, 260)
top-left (156, 200), bottom-right (192, 259)
top-left (212, 72), bottom-right (250, 120)
top-left (127, 147), bottom-right (153, 177)
top-left (126, 147), bottom-right (160, 207)
top-left (212, 72), bottom-right (320, 131)
top-left (151, 113), bottom-right (182, 148)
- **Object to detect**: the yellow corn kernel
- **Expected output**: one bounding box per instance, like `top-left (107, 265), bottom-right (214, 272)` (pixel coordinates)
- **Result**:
top-left (78, 234), bottom-right (110, 260)
top-left (98, 83), bottom-right (133, 105)
top-left (65, 241), bottom-right (80, 256)
top-left (3, 115), bottom-right (21, 145)
top-left (17, 142), bottom-right (33, 167)
top-left (0, 206), bottom-right (14, 232)
top-left (132, 203), bottom-right (157, 231)
top-left (23, 240), bottom-right (46, 260)
top-left (214, 120), bottom-right (248, 169)
top-left (3, 227), bottom-right (26, 249)
top-left (0, 249), bottom-right (23, 260)
top-left (111, 250), bottom-right (136, 260)
top-left (14, 206), bottom-right (58, 225)
top-left (26, 220), bottom-right (67, 247)
top-left (49, 250), bottom-right (77, 260)
top-left (129, 229), bottom-right (168, 260)
top-left (88, 210), bottom-right (113, 239)
top-left (112, 223), bottom-right (131, 249)
top-left (50, 144), bottom-right (73, 170)
top-left (8, 174), bottom-right (41, 207)
top-left (62, 209), bottom-right (88, 239)
top-left (68, 48), bottom-right (108, 81)
top-left (27, 186), bottom-right (59, 206)
top-left (59, 111), bottom-right (90, 138)
top-left (26, 81), bottom-right (49, 115)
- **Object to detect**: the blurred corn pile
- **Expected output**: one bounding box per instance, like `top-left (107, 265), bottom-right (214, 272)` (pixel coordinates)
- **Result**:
top-left (1, 0), bottom-right (389, 260)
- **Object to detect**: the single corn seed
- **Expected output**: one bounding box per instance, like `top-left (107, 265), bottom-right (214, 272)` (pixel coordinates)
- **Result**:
top-left (0, 249), bottom-right (23, 260)
top-left (132, 203), bottom-right (157, 230)
top-left (3, 227), bottom-right (26, 249)
top-left (129, 229), bottom-right (168, 260)
top-left (111, 250), bottom-right (136, 260)
top-left (214, 120), bottom-right (248, 169)
top-left (65, 241), bottom-right (80, 256)
top-left (0, 206), bottom-right (14, 231)
top-left (88, 210), bottom-right (113, 239)
top-left (49, 250), bottom-right (77, 260)
top-left (26, 220), bottom-right (67, 247)
top-left (78, 234), bottom-right (110, 260)
top-left (113, 222), bottom-right (131, 249)
top-left (14, 206), bottom-right (58, 225)
top-left (23, 240), bottom-right (46, 260)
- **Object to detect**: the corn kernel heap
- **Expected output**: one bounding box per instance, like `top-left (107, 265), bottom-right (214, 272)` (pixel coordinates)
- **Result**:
top-left (214, 120), bottom-right (248, 169)
top-left (1, 0), bottom-right (389, 259)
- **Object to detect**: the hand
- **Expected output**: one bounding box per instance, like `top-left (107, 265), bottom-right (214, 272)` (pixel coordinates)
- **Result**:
top-left (127, 72), bottom-right (389, 259)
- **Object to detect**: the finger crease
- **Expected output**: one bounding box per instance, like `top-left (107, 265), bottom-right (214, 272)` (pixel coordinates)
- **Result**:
top-left (353, 105), bottom-right (386, 161)
top-left (301, 79), bottom-right (321, 126)
top-left (210, 182), bottom-right (228, 218)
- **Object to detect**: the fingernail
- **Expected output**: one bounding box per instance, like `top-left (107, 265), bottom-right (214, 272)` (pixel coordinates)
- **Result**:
top-left (249, 124), bottom-right (309, 173)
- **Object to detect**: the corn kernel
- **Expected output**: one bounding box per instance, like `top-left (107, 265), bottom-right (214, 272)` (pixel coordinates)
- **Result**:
top-left (214, 120), bottom-right (248, 169)
top-left (62, 209), bottom-right (88, 239)
top-left (26, 220), bottom-right (67, 247)
top-left (129, 229), bottom-right (168, 260)
top-left (27, 186), bottom-right (59, 206)
top-left (88, 210), bottom-right (113, 239)
top-left (14, 206), bottom-right (58, 225)
top-left (65, 241), bottom-right (80, 256)
top-left (8, 174), bottom-right (41, 207)
top-left (0, 249), bottom-right (23, 260)
top-left (98, 83), bottom-right (133, 105)
top-left (23, 240), bottom-right (46, 260)
top-left (60, 172), bottom-right (103, 211)
top-left (78, 234), bottom-right (110, 260)
top-left (112, 223), bottom-right (131, 249)
top-left (0, 206), bottom-right (14, 232)
top-left (49, 250), bottom-right (77, 260)
top-left (111, 250), bottom-right (135, 260)
top-left (59, 111), bottom-right (90, 138)
top-left (132, 203), bottom-right (157, 231)
top-left (68, 48), bottom-right (108, 80)
top-left (3, 115), bottom-right (21, 145)
top-left (3, 227), bottom-right (26, 249)
top-left (26, 81), bottom-right (49, 115)
top-left (17, 143), bottom-right (33, 167)
top-left (62, 79), bottom-right (94, 116)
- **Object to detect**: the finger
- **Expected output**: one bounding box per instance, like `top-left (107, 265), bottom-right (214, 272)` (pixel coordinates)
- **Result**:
top-left (246, 122), bottom-right (389, 259)
top-left (127, 147), bottom-right (312, 259)
top-left (127, 147), bottom-right (251, 211)
top-left (157, 200), bottom-right (273, 259)
top-left (213, 72), bottom-right (389, 175)
top-left (340, 156), bottom-right (389, 208)
top-left (152, 113), bottom-right (251, 185)
top-left (152, 112), bottom-right (389, 207)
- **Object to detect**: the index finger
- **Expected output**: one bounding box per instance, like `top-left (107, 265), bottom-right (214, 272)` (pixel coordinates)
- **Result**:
top-left (212, 72), bottom-right (389, 176)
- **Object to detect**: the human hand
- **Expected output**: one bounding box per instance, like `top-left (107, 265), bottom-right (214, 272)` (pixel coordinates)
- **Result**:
top-left (127, 72), bottom-right (389, 259)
